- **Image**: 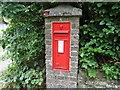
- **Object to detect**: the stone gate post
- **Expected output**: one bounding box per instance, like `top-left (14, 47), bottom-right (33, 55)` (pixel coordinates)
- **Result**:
top-left (44, 4), bottom-right (82, 88)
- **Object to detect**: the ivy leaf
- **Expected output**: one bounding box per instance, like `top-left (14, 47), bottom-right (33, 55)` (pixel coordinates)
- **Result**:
top-left (83, 24), bottom-right (88, 27)
top-left (114, 37), bottom-right (117, 42)
top-left (118, 32), bottom-right (120, 36)
top-left (113, 75), bottom-right (118, 79)
top-left (90, 20), bottom-right (94, 23)
top-left (88, 69), bottom-right (96, 78)
top-left (111, 27), bottom-right (115, 30)
top-left (99, 21), bottom-right (105, 25)
top-left (81, 63), bottom-right (88, 69)
top-left (13, 76), bottom-right (17, 82)
top-left (97, 3), bottom-right (103, 7)
top-left (116, 46), bottom-right (119, 50)
top-left (112, 4), bottom-right (119, 9)
top-left (39, 82), bottom-right (42, 85)
top-left (106, 23), bottom-right (111, 26)
top-left (20, 75), bottom-right (24, 80)
top-left (80, 53), bottom-right (84, 57)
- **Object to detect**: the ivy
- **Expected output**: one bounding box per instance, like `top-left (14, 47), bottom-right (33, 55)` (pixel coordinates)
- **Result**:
top-left (102, 64), bottom-right (120, 79)
top-left (1, 2), bottom-right (120, 88)
top-left (79, 2), bottom-right (120, 79)
top-left (1, 2), bottom-right (47, 88)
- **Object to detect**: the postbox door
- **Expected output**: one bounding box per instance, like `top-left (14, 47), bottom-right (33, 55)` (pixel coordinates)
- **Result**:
top-left (54, 39), bottom-right (69, 70)
top-left (52, 22), bottom-right (70, 72)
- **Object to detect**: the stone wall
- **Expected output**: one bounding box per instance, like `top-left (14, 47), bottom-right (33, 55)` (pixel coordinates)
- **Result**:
top-left (78, 70), bottom-right (120, 88)
top-left (45, 17), bottom-right (80, 88)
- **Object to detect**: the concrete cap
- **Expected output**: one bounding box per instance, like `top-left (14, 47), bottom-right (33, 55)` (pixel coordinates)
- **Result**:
top-left (44, 4), bottom-right (82, 17)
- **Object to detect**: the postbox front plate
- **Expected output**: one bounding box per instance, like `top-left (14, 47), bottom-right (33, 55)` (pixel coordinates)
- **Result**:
top-left (52, 22), bottom-right (70, 72)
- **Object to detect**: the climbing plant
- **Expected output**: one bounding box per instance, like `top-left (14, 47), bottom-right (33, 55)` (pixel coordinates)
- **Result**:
top-left (79, 2), bottom-right (120, 79)
top-left (1, 2), bottom-right (47, 88)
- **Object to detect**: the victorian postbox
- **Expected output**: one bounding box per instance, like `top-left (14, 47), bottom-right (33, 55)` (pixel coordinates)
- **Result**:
top-left (52, 22), bottom-right (70, 72)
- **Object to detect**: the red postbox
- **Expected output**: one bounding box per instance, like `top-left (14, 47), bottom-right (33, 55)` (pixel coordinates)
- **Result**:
top-left (52, 22), bottom-right (70, 72)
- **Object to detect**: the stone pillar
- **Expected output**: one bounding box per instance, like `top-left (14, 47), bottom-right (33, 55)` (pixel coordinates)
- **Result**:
top-left (44, 5), bottom-right (82, 88)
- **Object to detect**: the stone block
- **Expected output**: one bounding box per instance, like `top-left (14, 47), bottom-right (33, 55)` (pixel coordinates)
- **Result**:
top-left (71, 35), bottom-right (79, 40)
top-left (71, 47), bottom-right (79, 52)
top-left (46, 67), bottom-right (52, 72)
top-left (46, 73), bottom-right (55, 79)
top-left (54, 70), bottom-right (61, 75)
top-left (46, 82), bottom-right (54, 88)
top-left (71, 61), bottom-right (78, 68)
top-left (45, 34), bottom-right (51, 39)
top-left (69, 72), bottom-right (77, 77)
top-left (45, 45), bottom-right (52, 51)
top-left (60, 72), bottom-right (76, 78)
top-left (71, 67), bottom-right (78, 73)
top-left (45, 23), bottom-right (51, 29)
top-left (60, 17), bottom-right (71, 21)
top-left (71, 29), bottom-right (79, 34)
top-left (45, 39), bottom-right (51, 45)
top-left (59, 71), bottom-right (69, 77)
top-left (71, 56), bottom-right (78, 60)
top-left (56, 80), bottom-right (69, 88)
top-left (71, 45), bottom-right (79, 48)
top-left (45, 17), bottom-right (60, 23)
top-left (45, 50), bottom-right (51, 56)
top-left (71, 51), bottom-right (78, 56)
top-left (46, 59), bottom-right (52, 64)
top-left (68, 76), bottom-right (77, 82)
top-left (70, 17), bottom-right (79, 23)
top-left (46, 78), bottom-right (56, 86)
top-left (71, 41), bottom-right (79, 46)
top-left (72, 22), bottom-right (79, 29)
top-left (45, 50), bottom-right (51, 55)
top-left (45, 55), bottom-right (52, 60)
top-left (56, 75), bottom-right (65, 80)
top-left (46, 70), bottom-right (56, 78)
top-left (46, 63), bottom-right (52, 68)
top-left (45, 29), bottom-right (51, 34)
top-left (69, 81), bottom-right (77, 88)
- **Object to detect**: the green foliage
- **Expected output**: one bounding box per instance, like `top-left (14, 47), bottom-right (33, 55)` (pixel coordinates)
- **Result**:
top-left (102, 64), bottom-right (120, 79)
top-left (1, 2), bottom-right (48, 88)
top-left (4, 66), bottom-right (45, 88)
top-left (1, 2), bottom-right (120, 89)
top-left (79, 2), bottom-right (120, 79)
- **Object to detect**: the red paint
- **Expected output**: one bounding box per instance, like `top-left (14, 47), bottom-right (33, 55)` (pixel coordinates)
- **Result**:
top-left (52, 22), bottom-right (70, 72)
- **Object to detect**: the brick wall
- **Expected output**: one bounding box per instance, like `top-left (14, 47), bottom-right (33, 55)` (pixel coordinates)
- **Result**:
top-left (45, 17), bottom-right (80, 88)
